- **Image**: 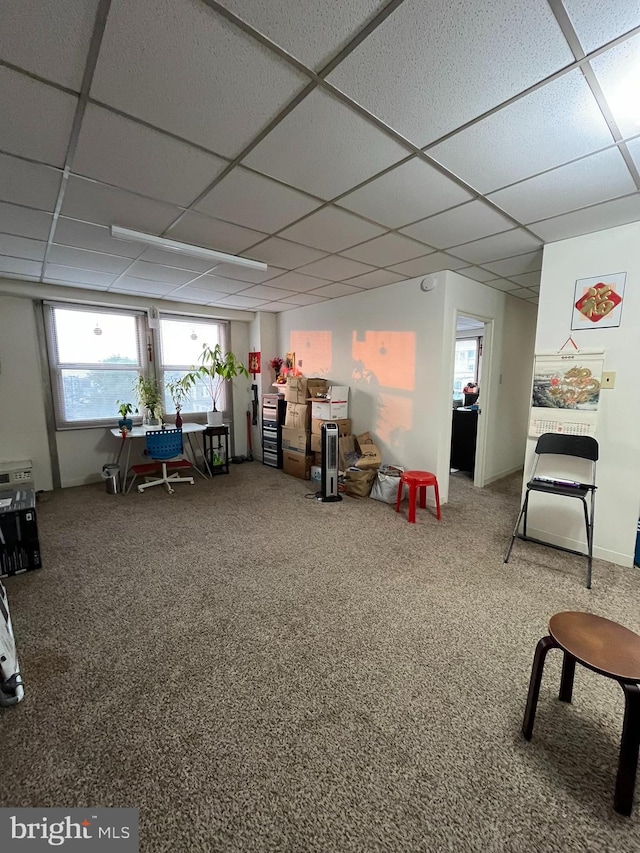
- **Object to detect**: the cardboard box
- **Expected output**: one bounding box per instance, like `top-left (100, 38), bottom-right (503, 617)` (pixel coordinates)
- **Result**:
top-left (310, 465), bottom-right (322, 483)
top-left (311, 417), bottom-right (352, 436)
top-left (285, 402), bottom-right (310, 429)
top-left (310, 433), bottom-right (321, 453)
top-left (311, 399), bottom-right (348, 420)
top-left (307, 378), bottom-right (330, 400)
top-left (356, 431), bottom-right (382, 470)
top-left (281, 426), bottom-right (310, 454)
top-left (284, 376), bottom-right (308, 404)
top-left (282, 451), bottom-right (312, 480)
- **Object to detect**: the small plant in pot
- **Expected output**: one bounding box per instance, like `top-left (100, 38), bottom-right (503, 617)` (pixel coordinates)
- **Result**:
top-left (116, 400), bottom-right (137, 431)
top-left (134, 375), bottom-right (163, 426)
top-left (166, 378), bottom-right (189, 428)
top-left (181, 343), bottom-right (249, 426)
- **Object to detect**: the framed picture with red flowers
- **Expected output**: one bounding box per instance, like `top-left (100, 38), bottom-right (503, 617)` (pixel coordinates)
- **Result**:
top-left (571, 272), bottom-right (625, 330)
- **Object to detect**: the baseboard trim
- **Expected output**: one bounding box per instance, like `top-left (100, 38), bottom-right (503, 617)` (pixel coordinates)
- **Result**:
top-left (524, 525), bottom-right (633, 568)
top-left (61, 475), bottom-right (102, 488)
top-left (484, 466), bottom-right (523, 486)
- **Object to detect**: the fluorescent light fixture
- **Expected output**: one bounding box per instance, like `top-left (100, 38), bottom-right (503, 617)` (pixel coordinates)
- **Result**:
top-left (110, 226), bottom-right (267, 271)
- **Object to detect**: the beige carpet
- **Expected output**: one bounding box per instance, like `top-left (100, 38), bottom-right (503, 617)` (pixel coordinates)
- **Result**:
top-left (2, 463), bottom-right (639, 852)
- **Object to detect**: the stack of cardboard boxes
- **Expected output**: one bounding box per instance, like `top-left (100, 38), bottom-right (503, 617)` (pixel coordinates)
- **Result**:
top-left (280, 377), bottom-right (350, 480)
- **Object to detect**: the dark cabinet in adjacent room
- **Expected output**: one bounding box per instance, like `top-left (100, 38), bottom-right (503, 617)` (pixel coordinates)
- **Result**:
top-left (450, 408), bottom-right (479, 473)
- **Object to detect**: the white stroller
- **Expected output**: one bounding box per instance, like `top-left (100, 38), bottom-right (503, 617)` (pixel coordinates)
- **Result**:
top-left (0, 580), bottom-right (24, 706)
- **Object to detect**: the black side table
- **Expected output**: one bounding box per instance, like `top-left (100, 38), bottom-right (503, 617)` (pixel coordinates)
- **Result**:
top-left (203, 425), bottom-right (230, 475)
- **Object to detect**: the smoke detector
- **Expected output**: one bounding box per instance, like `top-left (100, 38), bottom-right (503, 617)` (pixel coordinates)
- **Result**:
top-left (419, 276), bottom-right (438, 292)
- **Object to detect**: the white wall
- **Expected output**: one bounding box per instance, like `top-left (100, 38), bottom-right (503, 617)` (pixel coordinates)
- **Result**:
top-left (526, 221), bottom-right (640, 567)
top-left (277, 272), bottom-right (537, 501)
top-left (249, 312), bottom-right (277, 460)
top-left (0, 295), bottom-right (53, 491)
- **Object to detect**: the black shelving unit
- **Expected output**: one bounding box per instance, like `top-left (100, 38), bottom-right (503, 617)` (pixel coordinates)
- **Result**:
top-left (262, 393), bottom-right (286, 468)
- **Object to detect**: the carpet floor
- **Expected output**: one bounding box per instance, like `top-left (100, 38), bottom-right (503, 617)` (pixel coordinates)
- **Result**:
top-left (1, 463), bottom-right (639, 852)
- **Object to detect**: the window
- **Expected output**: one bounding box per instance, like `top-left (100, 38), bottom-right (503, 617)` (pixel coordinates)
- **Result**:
top-left (159, 316), bottom-right (230, 416)
top-left (45, 304), bottom-right (146, 429)
top-left (453, 337), bottom-right (480, 401)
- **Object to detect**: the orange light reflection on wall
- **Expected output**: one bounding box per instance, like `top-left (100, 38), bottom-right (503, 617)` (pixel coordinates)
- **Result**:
top-left (351, 331), bottom-right (416, 391)
top-left (289, 331), bottom-right (332, 375)
top-left (376, 392), bottom-right (414, 445)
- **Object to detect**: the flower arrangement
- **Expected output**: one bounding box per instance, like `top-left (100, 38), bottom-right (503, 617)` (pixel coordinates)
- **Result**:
top-left (269, 356), bottom-right (284, 377)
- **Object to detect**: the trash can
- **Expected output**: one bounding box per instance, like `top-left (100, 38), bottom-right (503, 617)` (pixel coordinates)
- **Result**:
top-left (101, 463), bottom-right (121, 495)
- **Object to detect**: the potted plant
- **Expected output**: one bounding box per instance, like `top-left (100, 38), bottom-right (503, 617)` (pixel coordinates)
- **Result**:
top-left (116, 400), bottom-right (137, 431)
top-left (182, 343), bottom-right (249, 426)
top-left (134, 375), bottom-right (163, 426)
top-left (166, 379), bottom-right (188, 428)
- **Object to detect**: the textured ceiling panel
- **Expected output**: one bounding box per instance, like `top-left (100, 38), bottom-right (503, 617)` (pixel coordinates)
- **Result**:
top-left (167, 211), bottom-right (267, 254)
top-left (60, 177), bottom-right (181, 232)
top-left (0, 0), bottom-right (99, 89)
top-left (342, 268), bottom-right (405, 289)
top-left (0, 234), bottom-right (46, 261)
top-left (563, 0), bottom-right (640, 52)
top-left (483, 251), bottom-right (543, 277)
top-left (216, 0), bottom-right (387, 70)
top-left (340, 232), bottom-right (430, 266)
top-left (530, 193), bottom-right (640, 242)
top-left (279, 206), bottom-right (386, 254)
top-left (450, 229), bottom-right (542, 264)
top-left (91, 0), bottom-right (307, 157)
top-left (400, 201), bottom-right (513, 249)
top-left (295, 255), bottom-right (375, 281)
top-left (387, 252), bottom-right (468, 278)
top-left (47, 245), bottom-right (132, 275)
top-left (243, 88), bottom-right (407, 199)
top-left (243, 237), bottom-right (327, 269)
top-left (54, 218), bottom-right (142, 259)
top-left (590, 34), bottom-right (640, 139)
top-left (262, 271), bottom-right (333, 293)
top-left (0, 257), bottom-right (43, 278)
top-left (0, 203), bottom-right (53, 241)
top-left (429, 70), bottom-right (614, 193)
top-left (44, 265), bottom-right (117, 288)
top-left (327, 0), bottom-right (573, 147)
top-left (0, 155), bottom-right (62, 212)
top-left (626, 137), bottom-right (640, 171)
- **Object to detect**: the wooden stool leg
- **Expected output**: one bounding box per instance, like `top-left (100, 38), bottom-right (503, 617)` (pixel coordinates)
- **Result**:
top-left (407, 483), bottom-right (417, 523)
top-left (395, 478), bottom-right (404, 514)
top-left (433, 478), bottom-right (441, 520)
top-left (559, 652), bottom-right (576, 703)
top-left (523, 635), bottom-right (558, 740)
top-left (419, 484), bottom-right (426, 509)
top-left (615, 683), bottom-right (640, 816)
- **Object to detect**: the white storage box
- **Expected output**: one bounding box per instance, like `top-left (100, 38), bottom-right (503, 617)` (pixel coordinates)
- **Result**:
top-left (311, 386), bottom-right (349, 420)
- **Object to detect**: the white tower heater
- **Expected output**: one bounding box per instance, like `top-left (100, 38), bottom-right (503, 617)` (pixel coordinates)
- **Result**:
top-left (319, 422), bottom-right (342, 502)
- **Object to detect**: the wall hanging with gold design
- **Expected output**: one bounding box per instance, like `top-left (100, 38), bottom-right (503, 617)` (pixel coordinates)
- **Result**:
top-left (571, 272), bottom-right (625, 330)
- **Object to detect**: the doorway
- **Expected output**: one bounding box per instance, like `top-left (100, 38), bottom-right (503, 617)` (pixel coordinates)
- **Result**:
top-left (449, 313), bottom-right (493, 491)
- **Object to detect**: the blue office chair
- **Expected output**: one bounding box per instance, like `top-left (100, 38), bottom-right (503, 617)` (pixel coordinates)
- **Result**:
top-left (131, 428), bottom-right (195, 495)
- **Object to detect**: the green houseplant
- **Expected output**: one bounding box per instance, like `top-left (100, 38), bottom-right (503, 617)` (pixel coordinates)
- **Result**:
top-left (166, 379), bottom-right (188, 428)
top-left (181, 343), bottom-right (249, 426)
top-left (116, 400), bottom-right (137, 430)
top-left (134, 375), bottom-right (163, 426)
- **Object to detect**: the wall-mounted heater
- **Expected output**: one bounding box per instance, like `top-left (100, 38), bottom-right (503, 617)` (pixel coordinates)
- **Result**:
top-left (319, 423), bottom-right (342, 502)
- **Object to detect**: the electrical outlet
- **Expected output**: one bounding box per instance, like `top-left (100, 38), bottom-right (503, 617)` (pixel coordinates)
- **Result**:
top-left (602, 371), bottom-right (616, 389)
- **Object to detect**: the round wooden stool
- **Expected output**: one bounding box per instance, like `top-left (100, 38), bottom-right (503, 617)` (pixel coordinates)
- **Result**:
top-left (395, 470), bottom-right (441, 524)
top-left (523, 611), bottom-right (640, 815)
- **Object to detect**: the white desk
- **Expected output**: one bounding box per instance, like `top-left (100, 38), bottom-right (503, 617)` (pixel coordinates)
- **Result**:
top-left (110, 423), bottom-right (211, 487)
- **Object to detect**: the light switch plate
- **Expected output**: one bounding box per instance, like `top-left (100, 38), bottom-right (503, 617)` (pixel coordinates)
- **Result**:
top-left (602, 371), bottom-right (616, 389)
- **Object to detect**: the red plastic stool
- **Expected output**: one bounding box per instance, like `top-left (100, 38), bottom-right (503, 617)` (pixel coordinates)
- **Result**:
top-left (396, 470), bottom-right (441, 523)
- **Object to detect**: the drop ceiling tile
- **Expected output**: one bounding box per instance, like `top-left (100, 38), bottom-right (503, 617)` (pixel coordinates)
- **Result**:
top-left (484, 278), bottom-right (521, 292)
top-left (111, 277), bottom-right (177, 296)
top-left (0, 154), bottom-right (62, 211)
top-left (450, 229), bottom-right (542, 265)
top-left (0, 0), bottom-right (99, 89)
top-left (125, 261), bottom-right (197, 285)
top-left (44, 265), bottom-right (118, 287)
top-left (196, 168), bottom-right (321, 233)
top-left (91, 0), bottom-right (307, 158)
top-left (341, 232), bottom-right (432, 266)
top-left (0, 234), bottom-right (46, 261)
top-left (342, 269), bottom-right (406, 288)
top-left (280, 206), bottom-right (386, 253)
top-left (327, 0), bottom-right (573, 147)
top-left (54, 218), bottom-right (141, 258)
top-left (0, 203), bottom-right (52, 241)
top-left (265, 271), bottom-right (333, 293)
top-left (590, 34), bottom-right (640, 138)
top-left (508, 288), bottom-right (536, 299)
top-left (162, 286), bottom-right (212, 304)
top-left (195, 275), bottom-right (254, 294)
top-left (236, 283), bottom-right (302, 301)
top-left (206, 263), bottom-right (287, 283)
top-left (259, 302), bottom-right (294, 312)
top-left (47, 245), bottom-right (132, 274)
top-left (483, 251), bottom-right (543, 277)
top-left (457, 266), bottom-right (500, 282)
top-left (0, 67), bottom-right (77, 167)
top-left (308, 281), bottom-right (363, 298)
top-left (509, 272), bottom-right (542, 288)
top-left (0, 256), bottom-right (43, 278)
top-left (530, 193), bottom-right (640, 242)
top-left (528, 285), bottom-right (541, 293)
top-left (244, 88), bottom-right (407, 199)
top-left (217, 294), bottom-right (266, 308)
top-left (488, 147), bottom-right (637, 224)
top-left (527, 296), bottom-right (539, 305)
top-left (61, 177), bottom-right (182, 232)
top-left (167, 211), bottom-right (267, 254)
top-left (216, 0), bottom-right (386, 70)
top-left (295, 255), bottom-right (375, 281)
top-left (73, 105), bottom-right (227, 206)
top-left (137, 247), bottom-right (213, 273)
top-left (563, 0), bottom-right (640, 52)
top-left (628, 138), bottom-right (640, 171)
top-left (279, 292), bottom-right (329, 305)
top-left (337, 157), bottom-right (472, 228)
top-left (429, 70), bottom-right (614, 193)
top-left (246, 237), bottom-right (327, 268)
top-left (387, 253), bottom-right (467, 278)
top-left (401, 201), bottom-right (514, 249)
